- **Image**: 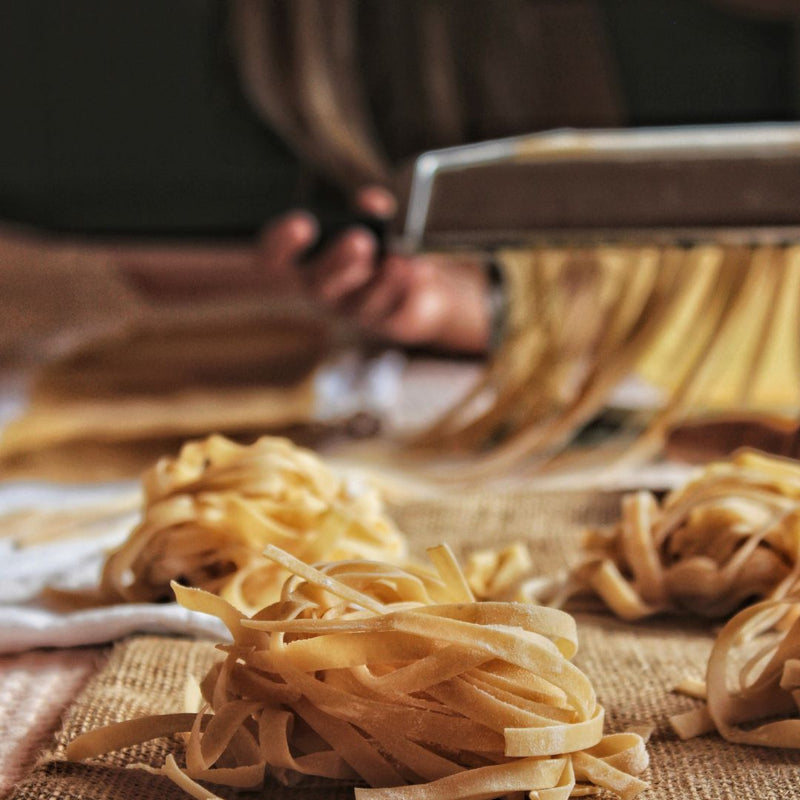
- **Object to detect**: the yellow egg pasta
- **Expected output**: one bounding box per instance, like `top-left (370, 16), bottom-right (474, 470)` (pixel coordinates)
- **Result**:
top-left (67, 435), bottom-right (407, 615)
top-left (66, 544), bottom-right (650, 800)
top-left (670, 592), bottom-right (800, 748)
top-left (463, 541), bottom-right (534, 601)
top-left (560, 450), bottom-right (800, 621)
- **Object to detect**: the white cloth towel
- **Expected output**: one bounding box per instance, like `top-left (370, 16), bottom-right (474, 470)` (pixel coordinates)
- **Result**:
top-left (0, 481), bottom-right (228, 654)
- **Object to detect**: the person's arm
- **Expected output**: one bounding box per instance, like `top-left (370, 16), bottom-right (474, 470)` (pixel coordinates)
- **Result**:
top-left (8, 186), bottom-right (494, 357)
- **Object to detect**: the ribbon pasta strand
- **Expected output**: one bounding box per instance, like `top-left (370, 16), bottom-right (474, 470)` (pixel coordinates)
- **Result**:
top-left (670, 592), bottom-right (800, 747)
top-left (558, 450), bottom-right (800, 621)
top-left (66, 545), bottom-right (649, 800)
top-left (56, 434), bottom-right (407, 615)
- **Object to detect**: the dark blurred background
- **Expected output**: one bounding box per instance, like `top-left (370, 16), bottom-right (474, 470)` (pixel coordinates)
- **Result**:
top-left (1, 0), bottom-right (799, 237)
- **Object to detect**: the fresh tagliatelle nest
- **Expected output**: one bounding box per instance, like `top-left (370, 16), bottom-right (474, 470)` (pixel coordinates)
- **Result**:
top-left (66, 545), bottom-right (650, 800)
top-left (561, 450), bottom-right (800, 621)
top-left (670, 591), bottom-right (800, 747)
top-left (66, 435), bottom-right (407, 615)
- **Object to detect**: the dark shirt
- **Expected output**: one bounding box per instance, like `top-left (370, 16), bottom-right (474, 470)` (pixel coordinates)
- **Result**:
top-left (0, 0), bottom-right (304, 236)
top-left (0, 0), bottom-right (797, 237)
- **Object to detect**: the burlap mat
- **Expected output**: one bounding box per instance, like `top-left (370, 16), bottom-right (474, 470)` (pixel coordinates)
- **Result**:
top-left (9, 489), bottom-right (800, 799)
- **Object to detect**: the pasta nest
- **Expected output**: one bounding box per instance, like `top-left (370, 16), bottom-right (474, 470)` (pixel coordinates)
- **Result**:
top-left (671, 589), bottom-right (800, 747)
top-left (97, 435), bottom-right (407, 614)
top-left (566, 450), bottom-right (800, 621)
top-left (67, 544), bottom-right (650, 800)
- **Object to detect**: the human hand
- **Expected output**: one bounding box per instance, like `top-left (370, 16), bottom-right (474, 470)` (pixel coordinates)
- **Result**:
top-left (256, 186), bottom-right (491, 355)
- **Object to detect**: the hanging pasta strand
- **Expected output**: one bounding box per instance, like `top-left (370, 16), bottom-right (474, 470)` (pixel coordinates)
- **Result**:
top-left (412, 248), bottom-right (560, 450)
top-left (429, 246), bottom-right (667, 480)
top-left (407, 248), bottom-right (633, 466)
top-left (524, 244), bottom-right (714, 477)
top-left (410, 244), bottom-right (725, 480)
top-left (522, 245), bottom-right (692, 478)
top-left (743, 245), bottom-right (800, 410)
top-left (507, 246), bottom-right (675, 469)
top-left (600, 244), bottom-right (766, 467)
top-left (389, 237), bottom-right (800, 483)
top-left (725, 246), bottom-right (785, 409)
top-left (681, 246), bottom-right (782, 409)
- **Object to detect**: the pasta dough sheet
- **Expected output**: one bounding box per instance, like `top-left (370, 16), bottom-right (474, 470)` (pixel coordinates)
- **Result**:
top-left (0, 314), bottom-right (332, 481)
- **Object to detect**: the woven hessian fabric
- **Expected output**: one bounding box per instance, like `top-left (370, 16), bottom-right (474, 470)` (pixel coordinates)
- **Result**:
top-left (9, 489), bottom-right (800, 799)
